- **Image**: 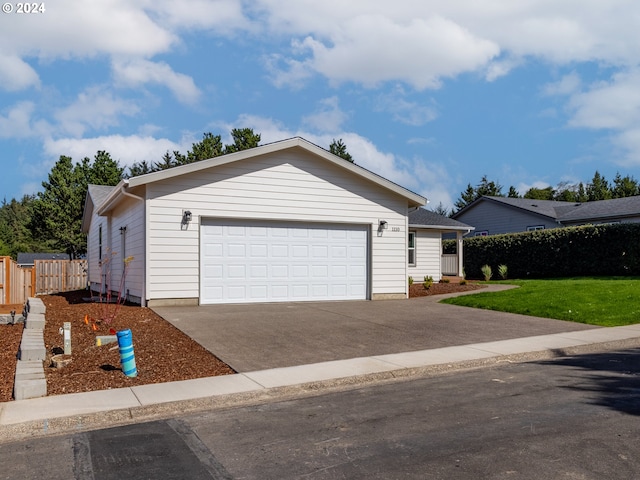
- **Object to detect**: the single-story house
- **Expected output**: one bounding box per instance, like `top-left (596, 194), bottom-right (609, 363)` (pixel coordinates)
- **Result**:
top-left (452, 195), bottom-right (640, 236)
top-left (17, 252), bottom-right (70, 268)
top-left (82, 137), bottom-right (471, 306)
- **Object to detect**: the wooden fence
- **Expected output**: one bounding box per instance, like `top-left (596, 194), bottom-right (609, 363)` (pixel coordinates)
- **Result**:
top-left (0, 257), bottom-right (88, 304)
top-left (34, 259), bottom-right (87, 295)
top-left (0, 256), bottom-right (34, 305)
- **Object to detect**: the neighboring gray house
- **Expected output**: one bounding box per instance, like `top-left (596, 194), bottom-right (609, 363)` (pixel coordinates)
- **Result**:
top-left (17, 252), bottom-right (70, 268)
top-left (81, 137), bottom-right (471, 306)
top-left (452, 195), bottom-right (640, 236)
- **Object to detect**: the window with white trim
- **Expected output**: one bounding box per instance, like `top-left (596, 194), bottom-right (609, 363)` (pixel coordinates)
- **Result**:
top-left (527, 225), bottom-right (545, 231)
top-left (475, 230), bottom-right (488, 237)
top-left (408, 231), bottom-right (416, 266)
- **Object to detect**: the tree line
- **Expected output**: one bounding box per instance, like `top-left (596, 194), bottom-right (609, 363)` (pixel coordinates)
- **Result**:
top-left (0, 131), bottom-right (353, 259)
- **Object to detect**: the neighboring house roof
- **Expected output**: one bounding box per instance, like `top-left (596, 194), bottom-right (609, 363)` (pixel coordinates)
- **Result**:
top-left (556, 196), bottom-right (640, 223)
top-left (409, 208), bottom-right (474, 231)
top-left (81, 184), bottom-right (118, 233)
top-left (94, 137), bottom-right (427, 216)
top-left (453, 196), bottom-right (578, 222)
top-left (17, 252), bottom-right (70, 266)
top-left (452, 194), bottom-right (640, 227)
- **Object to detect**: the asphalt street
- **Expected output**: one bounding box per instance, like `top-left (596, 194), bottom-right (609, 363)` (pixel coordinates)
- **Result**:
top-left (2, 347), bottom-right (639, 479)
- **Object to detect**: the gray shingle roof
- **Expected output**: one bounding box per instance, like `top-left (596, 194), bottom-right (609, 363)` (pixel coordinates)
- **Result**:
top-left (409, 208), bottom-right (473, 230)
top-left (17, 252), bottom-right (70, 265)
top-left (454, 195), bottom-right (640, 224)
top-left (557, 196), bottom-right (640, 222)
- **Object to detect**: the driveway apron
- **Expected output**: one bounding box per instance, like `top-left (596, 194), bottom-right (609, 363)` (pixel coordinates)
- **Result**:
top-left (152, 286), bottom-right (596, 373)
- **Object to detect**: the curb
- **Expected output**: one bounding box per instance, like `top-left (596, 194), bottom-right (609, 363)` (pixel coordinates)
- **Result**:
top-left (1, 334), bottom-right (639, 443)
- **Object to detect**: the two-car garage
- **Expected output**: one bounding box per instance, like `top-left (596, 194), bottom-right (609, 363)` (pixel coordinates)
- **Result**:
top-left (200, 219), bottom-right (369, 304)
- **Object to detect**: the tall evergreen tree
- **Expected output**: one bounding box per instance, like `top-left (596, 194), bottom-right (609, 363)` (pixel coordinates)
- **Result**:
top-left (127, 160), bottom-right (153, 178)
top-left (224, 128), bottom-right (261, 154)
top-left (586, 171), bottom-right (612, 201)
top-left (507, 186), bottom-right (520, 198)
top-left (30, 156), bottom-right (85, 258)
top-left (329, 138), bottom-right (354, 163)
top-left (524, 186), bottom-right (554, 200)
top-left (187, 132), bottom-right (224, 163)
top-left (454, 175), bottom-right (503, 212)
top-left (612, 172), bottom-right (639, 198)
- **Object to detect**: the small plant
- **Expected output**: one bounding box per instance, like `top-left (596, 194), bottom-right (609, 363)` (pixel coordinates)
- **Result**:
top-left (460, 279), bottom-right (467, 285)
top-left (498, 264), bottom-right (508, 280)
top-left (97, 250), bottom-right (134, 325)
top-left (423, 275), bottom-right (433, 290)
top-left (439, 278), bottom-right (450, 284)
top-left (408, 276), bottom-right (414, 286)
top-left (481, 264), bottom-right (493, 282)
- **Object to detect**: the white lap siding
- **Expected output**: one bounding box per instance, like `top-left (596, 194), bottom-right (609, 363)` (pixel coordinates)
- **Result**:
top-left (145, 149), bottom-right (409, 303)
top-left (407, 230), bottom-right (441, 282)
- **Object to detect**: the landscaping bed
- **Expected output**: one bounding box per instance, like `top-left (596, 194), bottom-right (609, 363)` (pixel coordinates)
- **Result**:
top-left (409, 281), bottom-right (484, 298)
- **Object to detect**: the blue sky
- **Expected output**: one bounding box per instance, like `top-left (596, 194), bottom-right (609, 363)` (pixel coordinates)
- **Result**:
top-left (2, 1), bottom-right (640, 210)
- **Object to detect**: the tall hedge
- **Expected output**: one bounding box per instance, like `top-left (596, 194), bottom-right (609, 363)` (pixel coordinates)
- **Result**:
top-left (450, 224), bottom-right (640, 279)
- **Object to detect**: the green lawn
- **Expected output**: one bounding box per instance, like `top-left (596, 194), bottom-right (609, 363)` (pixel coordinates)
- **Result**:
top-left (441, 277), bottom-right (640, 327)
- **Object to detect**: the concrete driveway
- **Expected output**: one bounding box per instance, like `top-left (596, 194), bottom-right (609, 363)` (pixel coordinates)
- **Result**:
top-left (152, 286), bottom-right (597, 373)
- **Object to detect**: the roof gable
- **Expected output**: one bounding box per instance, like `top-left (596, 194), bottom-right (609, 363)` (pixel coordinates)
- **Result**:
top-left (97, 137), bottom-right (426, 215)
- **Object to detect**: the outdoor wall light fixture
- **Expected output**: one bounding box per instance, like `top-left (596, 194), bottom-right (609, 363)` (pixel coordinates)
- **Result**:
top-left (119, 226), bottom-right (127, 235)
top-left (378, 219), bottom-right (388, 230)
top-left (182, 210), bottom-right (192, 225)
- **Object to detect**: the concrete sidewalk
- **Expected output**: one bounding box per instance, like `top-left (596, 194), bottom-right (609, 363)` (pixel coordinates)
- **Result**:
top-left (2, 323), bottom-right (640, 440)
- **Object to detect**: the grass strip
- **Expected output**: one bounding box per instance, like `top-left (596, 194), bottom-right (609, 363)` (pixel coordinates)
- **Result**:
top-left (441, 277), bottom-right (640, 327)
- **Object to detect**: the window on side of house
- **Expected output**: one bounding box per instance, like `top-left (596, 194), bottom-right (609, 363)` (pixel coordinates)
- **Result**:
top-left (408, 231), bottom-right (416, 266)
top-left (527, 225), bottom-right (545, 231)
top-left (98, 224), bottom-right (103, 262)
top-left (475, 230), bottom-right (488, 237)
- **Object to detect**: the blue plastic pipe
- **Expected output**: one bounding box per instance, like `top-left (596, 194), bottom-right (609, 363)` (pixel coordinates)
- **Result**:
top-left (116, 329), bottom-right (138, 377)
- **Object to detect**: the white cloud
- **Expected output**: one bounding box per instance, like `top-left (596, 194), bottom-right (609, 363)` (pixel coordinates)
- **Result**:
top-left (375, 87), bottom-right (438, 126)
top-left (144, 0), bottom-right (250, 32)
top-left (0, 55), bottom-right (40, 91)
top-left (54, 87), bottom-right (140, 137)
top-left (302, 97), bottom-right (348, 132)
top-left (112, 59), bottom-right (201, 104)
top-left (543, 72), bottom-right (582, 96)
top-left (0, 102), bottom-right (37, 138)
top-left (568, 69), bottom-right (640, 130)
top-left (271, 14), bottom-right (499, 90)
top-left (43, 134), bottom-right (184, 168)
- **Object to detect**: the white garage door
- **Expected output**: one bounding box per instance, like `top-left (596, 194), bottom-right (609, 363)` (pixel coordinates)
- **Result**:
top-left (200, 219), bottom-right (368, 304)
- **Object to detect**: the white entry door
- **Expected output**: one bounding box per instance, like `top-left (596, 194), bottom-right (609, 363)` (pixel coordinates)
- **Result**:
top-left (200, 219), bottom-right (368, 304)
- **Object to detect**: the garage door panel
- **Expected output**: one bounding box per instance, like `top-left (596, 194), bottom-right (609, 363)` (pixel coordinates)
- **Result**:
top-left (201, 220), bottom-right (368, 304)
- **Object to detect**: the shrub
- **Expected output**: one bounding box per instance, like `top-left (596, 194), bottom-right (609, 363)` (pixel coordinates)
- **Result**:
top-left (423, 275), bottom-right (433, 290)
top-left (462, 224), bottom-right (640, 279)
top-left (460, 279), bottom-right (467, 285)
top-left (439, 277), bottom-right (450, 283)
top-left (481, 264), bottom-right (493, 281)
top-left (408, 276), bottom-right (414, 286)
top-left (498, 264), bottom-right (508, 280)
